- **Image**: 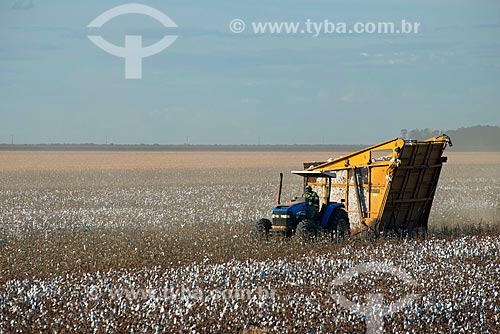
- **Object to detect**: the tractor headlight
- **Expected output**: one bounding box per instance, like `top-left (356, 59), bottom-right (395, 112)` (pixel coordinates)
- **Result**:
top-left (272, 214), bottom-right (290, 219)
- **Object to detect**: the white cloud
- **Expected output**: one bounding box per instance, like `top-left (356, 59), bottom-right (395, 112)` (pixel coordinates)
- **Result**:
top-left (11, 0), bottom-right (34, 10)
top-left (240, 98), bottom-right (260, 104)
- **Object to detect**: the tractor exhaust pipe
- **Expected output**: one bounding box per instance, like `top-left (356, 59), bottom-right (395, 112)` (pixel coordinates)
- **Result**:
top-left (276, 172), bottom-right (283, 205)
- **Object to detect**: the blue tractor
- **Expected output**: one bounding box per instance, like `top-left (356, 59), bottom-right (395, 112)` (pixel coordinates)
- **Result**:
top-left (256, 172), bottom-right (350, 241)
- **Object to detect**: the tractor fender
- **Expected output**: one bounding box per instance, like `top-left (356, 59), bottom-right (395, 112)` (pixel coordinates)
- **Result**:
top-left (320, 203), bottom-right (345, 228)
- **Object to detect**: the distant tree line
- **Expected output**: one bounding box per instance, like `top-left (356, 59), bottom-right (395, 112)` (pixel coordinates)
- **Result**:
top-left (401, 125), bottom-right (500, 151)
top-left (400, 128), bottom-right (445, 141)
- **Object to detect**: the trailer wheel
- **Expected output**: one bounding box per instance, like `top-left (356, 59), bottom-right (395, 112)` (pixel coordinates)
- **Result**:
top-left (296, 219), bottom-right (318, 242)
top-left (327, 209), bottom-right (350, 242)
top-left (255, 218), bottom-right (272, 239)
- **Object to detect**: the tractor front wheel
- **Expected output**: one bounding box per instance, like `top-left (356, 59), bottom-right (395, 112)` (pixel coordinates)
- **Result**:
top-left (296, 219), bottom-right (318, 242)
top-left (255, 218), bottom-right (272, 239)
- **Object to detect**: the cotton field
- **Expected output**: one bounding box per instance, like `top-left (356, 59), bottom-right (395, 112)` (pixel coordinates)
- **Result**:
top-left (1, 237), bottom-right (499, 333)
top-left (0, 151), bottom-right (499, 333)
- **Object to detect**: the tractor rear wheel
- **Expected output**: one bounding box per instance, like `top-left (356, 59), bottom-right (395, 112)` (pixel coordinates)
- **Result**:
top-left (327, 209), bottom-right (350, 243)
top-left (296, 219), bottom-right (318, 242)
top-left (255, 218), bottom-right (272, 239)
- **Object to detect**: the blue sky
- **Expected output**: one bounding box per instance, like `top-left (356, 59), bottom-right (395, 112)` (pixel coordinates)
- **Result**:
top-left (1, 0), bottom-right (499, 144)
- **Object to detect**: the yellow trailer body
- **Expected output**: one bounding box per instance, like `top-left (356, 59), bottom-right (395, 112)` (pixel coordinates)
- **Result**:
top-left (292, 136), bottom-right (451, 235)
